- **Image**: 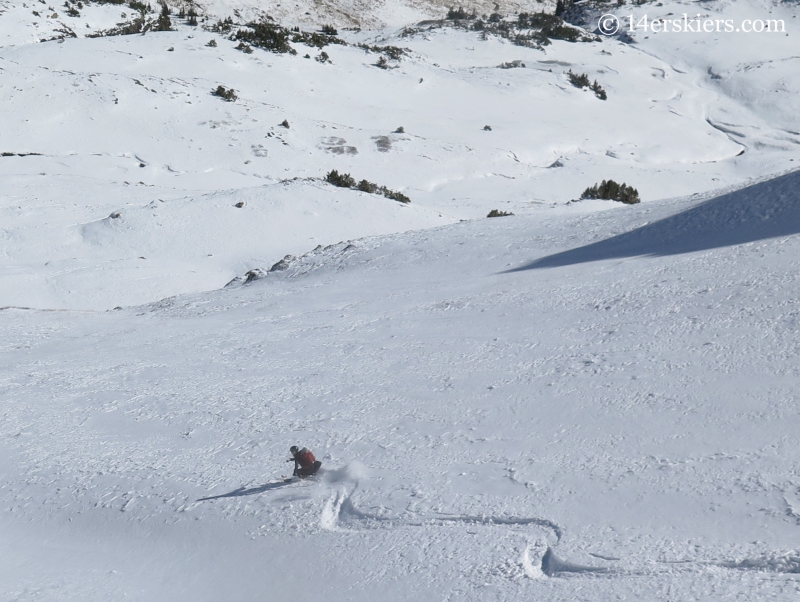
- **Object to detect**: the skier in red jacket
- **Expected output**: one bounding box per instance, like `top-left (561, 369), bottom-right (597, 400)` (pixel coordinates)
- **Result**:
top-left (289, 445), bottom-right (322, 478)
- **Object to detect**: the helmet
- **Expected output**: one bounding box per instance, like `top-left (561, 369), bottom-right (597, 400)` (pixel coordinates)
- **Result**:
top-left (290, 445), bottom-right (299, 454)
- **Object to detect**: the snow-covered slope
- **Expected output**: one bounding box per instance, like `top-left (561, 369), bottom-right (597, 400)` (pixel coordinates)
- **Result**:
top-left (2, 0), bottom-right (798, 309)
top-left (0, 0), bottom-right (559, 35)
top-left (2, 1), bottom-right (800, 598)
top-left (3, 178), bottom-right (451, 309)
top-left (2, 168), bottom-right (800, 601)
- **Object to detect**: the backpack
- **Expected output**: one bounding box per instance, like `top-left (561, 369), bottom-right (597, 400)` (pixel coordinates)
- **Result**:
top-left (297, 448), bottom-right (315, 469)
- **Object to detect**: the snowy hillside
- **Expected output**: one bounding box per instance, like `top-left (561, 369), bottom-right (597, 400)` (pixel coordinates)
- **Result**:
top-left (3, 167), bottom-right (800, 601)
top-left (2, 0), bottom-right (800, 600)
top-left (2, 0), bottom-right (798, 309)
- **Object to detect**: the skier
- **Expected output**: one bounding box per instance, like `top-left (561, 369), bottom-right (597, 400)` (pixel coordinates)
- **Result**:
top-left (288, 445), bottom-right (321, 478)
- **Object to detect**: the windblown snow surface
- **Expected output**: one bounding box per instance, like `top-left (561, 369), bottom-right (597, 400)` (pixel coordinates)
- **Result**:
top-left (2, 0), bottom-right (800, 600)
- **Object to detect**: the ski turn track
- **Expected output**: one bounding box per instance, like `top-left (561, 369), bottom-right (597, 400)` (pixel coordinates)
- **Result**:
top-left (320, 479), bottom-right (800, 583)
top-left (319, 479), bottom-right (581, 579)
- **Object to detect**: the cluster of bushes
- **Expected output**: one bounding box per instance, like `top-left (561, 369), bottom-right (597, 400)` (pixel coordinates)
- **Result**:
top-left (444, 8), bottom-right (593, 49)
top-left (185, 7), bottom-right (199, 25)
top-left (232, 19), bottom-right (346, 55)
top-left (293, 29), bottom-right (347, 49)
top-left (325, 170), bottom-right (410, 204)
top-left (555, 0), bottom-right (573, 17)
top-left (234, 21), bottom-right (295, 53)
top-left (40, 26), bottom-right (79, 42)
top-left (154, 1), bottom-right (172, 30)
top-left (517, 12), bottom-right (583, 42)
top-left (197, 15), bottom-right (407, 66)
top-left (567, 70), bottom-right (589, 88)
top-left (357, 44), bottom-right (408, 69)
top-left (446, 7), bottom-right (477, 20)
top-left (64, 1), bottom-right (82, 18)
top-left (487, 209), bottom-right (513, 217)
top-left (581, 180), bottom-right (640, 204)
top-left (212, 85), bottom-right (237, 101)
top-left (87, 17), bottom-right (147, 36)
top-left (567, 70), bottom-right (607, 100)
top-left (128, 0), bottom-right (148, 12)
top-left (81, 10), bottom-right (396, 63)
top-left (208, 17), bottom-right (234, 33)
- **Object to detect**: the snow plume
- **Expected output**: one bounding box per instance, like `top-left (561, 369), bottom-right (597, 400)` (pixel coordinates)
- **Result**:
top-left (319, 462), bottom-right (367, 530)
top-left (320, 460), bottom-right (370, 484)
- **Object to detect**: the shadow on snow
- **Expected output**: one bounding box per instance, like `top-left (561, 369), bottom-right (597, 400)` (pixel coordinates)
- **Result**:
top-left (197, 480), bottom-right (294, 501)
top-left (507, 169), bottom-right (800, 272)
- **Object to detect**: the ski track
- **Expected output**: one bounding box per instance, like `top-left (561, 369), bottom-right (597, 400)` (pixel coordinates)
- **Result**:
top-left (317, 476), bottom-right (800, 583)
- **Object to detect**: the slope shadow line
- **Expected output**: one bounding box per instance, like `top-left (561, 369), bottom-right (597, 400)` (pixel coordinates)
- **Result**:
top-left (507, 169), bottom-right (800, 271)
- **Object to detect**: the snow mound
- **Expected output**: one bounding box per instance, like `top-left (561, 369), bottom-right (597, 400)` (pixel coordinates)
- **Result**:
top-left (226, 240), bottom-right (364, 287)
top-left (541, 548), bottom-right (608, 576)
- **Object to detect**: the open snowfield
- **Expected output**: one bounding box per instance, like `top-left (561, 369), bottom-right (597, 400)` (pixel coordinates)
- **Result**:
top-left (4, 167), bottom-right (800, 601)
top-left (2, 0), bottom-right (800, 600)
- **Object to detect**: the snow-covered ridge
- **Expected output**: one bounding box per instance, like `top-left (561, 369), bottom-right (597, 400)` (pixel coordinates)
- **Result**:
top-left (171, 165), bottom-right (800, 308)
top-left (0, 0), bottom-right (554, 45)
